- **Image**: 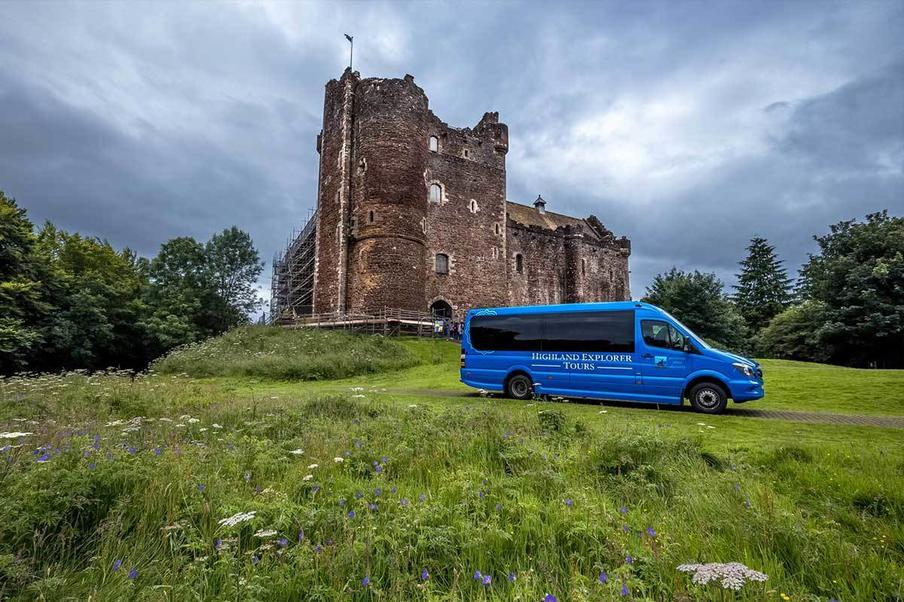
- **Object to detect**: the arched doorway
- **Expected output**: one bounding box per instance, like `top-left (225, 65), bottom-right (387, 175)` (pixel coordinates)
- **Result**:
top-left (430, 299), bottom-right (453, 320)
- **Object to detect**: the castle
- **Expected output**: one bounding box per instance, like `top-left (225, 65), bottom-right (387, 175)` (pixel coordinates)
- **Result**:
top-left (270, 69), bottom-right (631, 322)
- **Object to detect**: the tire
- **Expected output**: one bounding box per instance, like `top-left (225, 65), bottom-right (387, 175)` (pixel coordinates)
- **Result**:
top-left (688, 382), bottom-right (728, 414)
top-left (506, 373), bottom-right (534, 401)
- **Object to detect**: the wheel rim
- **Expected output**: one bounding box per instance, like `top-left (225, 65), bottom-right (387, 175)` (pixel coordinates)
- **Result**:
top-left (512, 378), bottom-right (529, 398)
top-left (696, 388), bottom-right (720, 409)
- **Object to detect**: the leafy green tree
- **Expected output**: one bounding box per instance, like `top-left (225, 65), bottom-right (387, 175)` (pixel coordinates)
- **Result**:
top-left (204, 226), bottom-right (264, 328)
top-left (754, 301), bottom-right (830, 362)
top-left (798, 211), bottom-right (903, 367)
top-left (0, 191), bottom-right (50, 371)
top-left (642, 268), bottom-right (747, 351)
top-left (733, 236), bottom-right (793, 331)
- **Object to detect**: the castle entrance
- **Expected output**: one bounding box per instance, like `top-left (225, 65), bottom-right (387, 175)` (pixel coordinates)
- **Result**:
top-left (430, 300), bottom-right (453, 320)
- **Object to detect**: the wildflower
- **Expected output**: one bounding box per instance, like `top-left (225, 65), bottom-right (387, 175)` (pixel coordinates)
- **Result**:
top-left (496, 503), bottom-right (502, 511)
top-left (479, 491), bottom-right (485, 499)
top-left (128, 567), bottom-right (138, 580)
top-left (298, 529), bottom-right (304, 542)
top-left (625, 555), bottom-right (633, 565)
top-left (744, 499), bottom-right (752, 509)
top-left (362, 576), bottom-right (370, 587)
top-left (334, 457), bottom-right (344, 463)
top-left (88, 462), bottom-right (96, 471)
top-left (127, 446), bottom-right (137, 454)
top-left (374, 464), bottom-right (383, 474)
top-left (188, 418), bottom-right (200, 424)
top-left (622, 524), bottom-right (630, 533)
top-left (289, 449), bottom-right (304, 456)
top-left (390, 486), bottom-right (397, 494)
top-left (198, 483), bottom-right (206, 493)
top-left (0, 432), bottom-right (33, 439)
top-left (545, 595), bottom-right (557, 602)
top-left (251, 555), bottom-right (259, 565)
top-left (421, 567), bottom-right (429, 581)
top-left (374, 488), bottom-right (382, 497)
top-left (314, 544), bottom-right (322, 553)
top-left (347, 510), bottom-right (356, 519)
top-left (112, 559), bottom-right (122, 571)
top-left (419, 493), bottom-right (427, 503)
top-left (482, 574), bottom-right (492, 586)
top-left (303, 474), bottom-right (314, 481)
top-left (243, 471), bottom-right (252, 481)
top-left (621, 582), bottom-right (629, 596)
top-left (508, 571), bottom-right (516, 582)
top-left (355, 491), bottom-right (364, 499)
top-left (619, 506), bottom-right (628, 514)
top-left (473, 570), bottom-right (482, 581)
top-left (217, 511), bottom-right (256, 527)
top-left (153, 447), bottom-right (162, 456)
top-left (400, 498), bottom-right (409, 507)
top-left (278, 538), bottom-right (288, 548)
top-left (36, 453), bottom-right (50, 463)
top-left (368, 503), bottom-right (377, 512)
top-left (599, 571), bottom-right (608, 584)
top-left (677, 562), bottom-right (768, 590)
top-left (565, 498), bottom-right (574, 507)
top-left (339, 498), bottom-right (346, 507)
top-left (646, 527), bottom-right (656, 538)
top-left (214, 538), bottom-right (222, 550)
top-left (307, 463), bottom-right (319, 469)
top-left (254, 529), bottom-right (277, 538)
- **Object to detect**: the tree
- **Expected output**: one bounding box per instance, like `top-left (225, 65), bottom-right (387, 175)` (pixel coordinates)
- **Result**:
top-left (733, 236), bottom-right (793, 331)
top-left (204, 226), bottom-right (264, 326)
top-left (798, 211), bottom-right (903, 367)
top-left (642, 268), bottom-right (747, 351)
top-left (0, 191), bottom-right (51, 371)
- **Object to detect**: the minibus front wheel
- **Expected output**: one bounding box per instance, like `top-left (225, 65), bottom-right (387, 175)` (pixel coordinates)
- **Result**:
top-left (506, 373), bottom-right (534, 401)
top-left (688, 382), bottom-right (728, 414)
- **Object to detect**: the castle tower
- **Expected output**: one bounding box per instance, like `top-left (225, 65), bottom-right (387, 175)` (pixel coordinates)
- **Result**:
top-left (313, 70), bottom-right (430, 314)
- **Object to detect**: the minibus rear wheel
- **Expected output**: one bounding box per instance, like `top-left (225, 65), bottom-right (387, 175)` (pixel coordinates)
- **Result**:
top-left (689, 382), bottom-right (728, 414)
top-left (506, 373), bottom-right (534, 401)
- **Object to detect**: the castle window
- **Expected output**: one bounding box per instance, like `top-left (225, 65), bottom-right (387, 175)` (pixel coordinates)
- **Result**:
top-left (421, 217), bottom-right (427, 233)
top-left (435, 253), bottom-right (449, 275)
top-left (429, 136), bottom-right (439, 152)
top-left (495, 223), bottom-right (500, 235)
top-left (463, 149), bottom-right (470, 159)
top-left (581, 258), bottom-right (586, 276)
top-left (368, 210), bottom-right (374, 224)
top-left (429, 183), bottom-right (443, 204)
top-left (492, 247), bottom-right (498, 259)
top-left (469, 199), bottom-right (478, 214)
top-left (515, 253), bottom-right (523, 274)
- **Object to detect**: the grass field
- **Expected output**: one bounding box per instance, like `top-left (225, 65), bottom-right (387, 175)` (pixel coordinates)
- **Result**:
top-left (1, 332), bottom-right (902, 601)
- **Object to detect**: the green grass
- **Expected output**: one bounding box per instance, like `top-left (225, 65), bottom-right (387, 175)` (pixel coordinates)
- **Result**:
top-left (152, 326), bottom-right (445, 380)
top-left (0, 335), bottom-right (902, 601)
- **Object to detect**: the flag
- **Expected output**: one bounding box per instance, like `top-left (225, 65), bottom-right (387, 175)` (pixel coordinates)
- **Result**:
top-left (344, 34), bottom-right (353, 42)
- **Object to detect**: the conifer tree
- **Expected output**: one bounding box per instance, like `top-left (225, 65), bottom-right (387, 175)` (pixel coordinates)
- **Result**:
top-left (733, 236), bottom-right (792, 331)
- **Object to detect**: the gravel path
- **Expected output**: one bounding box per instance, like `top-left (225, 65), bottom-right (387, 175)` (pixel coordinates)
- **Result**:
top-left (390, 388), bottom-right (904, 428)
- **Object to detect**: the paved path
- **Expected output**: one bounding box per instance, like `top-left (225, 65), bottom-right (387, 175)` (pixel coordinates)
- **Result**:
top-left (388, 388), bottom-right (904, 429)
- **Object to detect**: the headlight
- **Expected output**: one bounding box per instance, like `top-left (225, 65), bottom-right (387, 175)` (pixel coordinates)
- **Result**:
top-left (732, 362), bottom-right (753, 378)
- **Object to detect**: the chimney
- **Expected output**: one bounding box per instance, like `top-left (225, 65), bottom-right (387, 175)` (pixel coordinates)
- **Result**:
top-left (533, 194), bottom-right (547, 215)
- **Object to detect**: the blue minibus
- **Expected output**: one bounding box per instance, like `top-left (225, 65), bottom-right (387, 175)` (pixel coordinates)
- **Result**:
top-left (460, 301), bottom-right (763, 414)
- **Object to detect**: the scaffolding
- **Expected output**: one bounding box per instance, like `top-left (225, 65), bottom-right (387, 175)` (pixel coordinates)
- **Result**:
top-left (270, 208), bottom-right (317, 322)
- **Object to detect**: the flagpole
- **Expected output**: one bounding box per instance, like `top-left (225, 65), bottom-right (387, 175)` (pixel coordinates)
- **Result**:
top-left (345, 34), bottom-right (354, 70)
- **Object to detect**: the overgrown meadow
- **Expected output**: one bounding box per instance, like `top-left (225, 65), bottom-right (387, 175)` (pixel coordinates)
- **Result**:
top-left (1, 332), bottom-right (902, 601)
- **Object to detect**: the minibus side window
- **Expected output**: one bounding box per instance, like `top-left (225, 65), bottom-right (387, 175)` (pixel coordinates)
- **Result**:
top-left (470, 315), bottom-right (543, 351)
top-left (642, 320), bottom-right (688, 351)
top-left (543, 311), bottom-right (634, 353)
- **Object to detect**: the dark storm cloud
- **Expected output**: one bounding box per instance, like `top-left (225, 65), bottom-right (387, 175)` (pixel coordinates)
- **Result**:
top-left (0, 0), bottom-right (902, 302)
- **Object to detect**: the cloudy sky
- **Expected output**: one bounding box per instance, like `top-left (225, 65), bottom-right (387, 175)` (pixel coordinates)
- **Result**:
top-left (1, 0), bottom-right (902, 304)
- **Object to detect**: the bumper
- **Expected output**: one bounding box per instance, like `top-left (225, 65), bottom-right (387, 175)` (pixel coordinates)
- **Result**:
top-left (728, 379), bottom-right (765, 402)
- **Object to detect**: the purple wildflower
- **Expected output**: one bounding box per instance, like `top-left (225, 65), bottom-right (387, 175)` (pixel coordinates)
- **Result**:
top-left (619, 506), bottom-right (628, 514)
top-left (298, 529), bottom-right (304, 542)
top-left (347, 510), bottom-right (356, 519)
top-left (381, 456), bottom-right (388, 463)
top-left (112, 559), bottom-right (122, 571)
top-left (36, 453), bottom-right (50, 463)
top-left (625, 555), bottom-right (633, 565)
top-left (374, 488), bottom-right (382, 497)
top-left (621, 582), bottom-right (629, 596)
top-left (214, 538), bottom-right (222, 550)
top-left (479, 491), bottom-right (485, 499)
top-left (339, 498), bottom-right (346, 507)
top-left (622, 524), bottom-right (630, 533)
top-left (368, 503), bottom-right (377, 512)
top-left (198, 483), bottom-right (205, 493)
top-left (473, 570), bottom-right (482, 581)
top-left (251, 555), bottom-right (259, 565)
top-left (646, 527), bottom-right (656, 538)
top-left (545, 595), bottom-right (557, 602)
top-left (400, 498), bottom-right (409, 507)
top-left (355, 491), bottom-right (364, 499)
top-left (278, 538), bottom-right (288, 548)
top-left (419, 493), bottom-right (426, 503)
top-left (128, 567), bottom-right (138, 580)
top-left (153, 447), bottom-right (162, 457)
top-left (362, 576), bottom-right (370, 587)
top-left (88, 462), bottom-right (96, 471)
top-left (482, 574), bottom-right (492, 586)
top-left (314, 544), bottom-right (322, 553)
top-left (421, 567), bottom-right (429, 581)
top-left (565, 498), bottom-right (574, 507)
top-left (93, 434), bottom-right (101, 450)
top-left (390, 486), bottom-right (397, 494)
top-left (508, 571), bottom-right (516, 582)
top-left (599, 571), bottom-right (608, 584)
top-left (374, 464), bottom-right (383, 474)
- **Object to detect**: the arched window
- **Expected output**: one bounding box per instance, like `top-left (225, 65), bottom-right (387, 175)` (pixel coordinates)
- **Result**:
top-left (368, 210), bottom-right (374, 223)
top-left (515, 253), bottom-right (523, 274)
top-left (435, 253), bottom-right (449, 275)
top-left (429, 136), bottom-right (439, 152)
top-left (429, 183), bottom-right (443, 204)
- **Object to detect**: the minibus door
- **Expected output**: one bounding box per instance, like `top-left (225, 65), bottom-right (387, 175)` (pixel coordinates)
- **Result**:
top-left (637, 319), bottom-right (692, 403)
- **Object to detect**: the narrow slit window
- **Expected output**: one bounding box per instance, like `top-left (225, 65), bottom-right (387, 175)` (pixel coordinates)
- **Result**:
top-left (515, 253), bottom-right (523, 274)
top-left (368, 210), bottom-right (374, 223)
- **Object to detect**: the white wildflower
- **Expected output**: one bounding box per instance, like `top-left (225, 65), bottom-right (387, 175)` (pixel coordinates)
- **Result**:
top-left (289, 449), bottom-right (304, 456)
top-left (158, 417), bottom-right (173, 423)
top-left (217, 511), bottom-right (256, 527)
top-left (598, 410), bottom-right (608, 414)
top-left (334, 457), bottom-right (344, 463)
top-left (254, 529), bottom-right (277, 538)
top-left (212, 423), bottom-right (223, 429)
top-left (351, 394), bottom-right (366, 398)
top-left (307, 463), bottom-right (318, 469)
top-left (188, 418), bottom-right (200, 424)
top-left (302, 474), bottom-right (314, 481)
top-left (408, 404), bottom-right (418, 408)
top-left (0, 432), bottom-right (34, 439)
top-left (180, 415), bottom-right (192, 420)
top-left (677, 562), bottom-right (768, 591)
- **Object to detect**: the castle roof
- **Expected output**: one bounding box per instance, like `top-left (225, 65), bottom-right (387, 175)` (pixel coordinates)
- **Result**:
top-left (505, 201), bottom-right (602, 242)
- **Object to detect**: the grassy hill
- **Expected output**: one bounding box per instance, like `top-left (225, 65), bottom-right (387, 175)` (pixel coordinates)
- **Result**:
top-left (0, 330), bottom-right (901, 600)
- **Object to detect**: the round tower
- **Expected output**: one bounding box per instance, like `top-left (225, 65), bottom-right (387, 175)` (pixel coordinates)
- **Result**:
top-left (346, 74), bottom-right (429, 313)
